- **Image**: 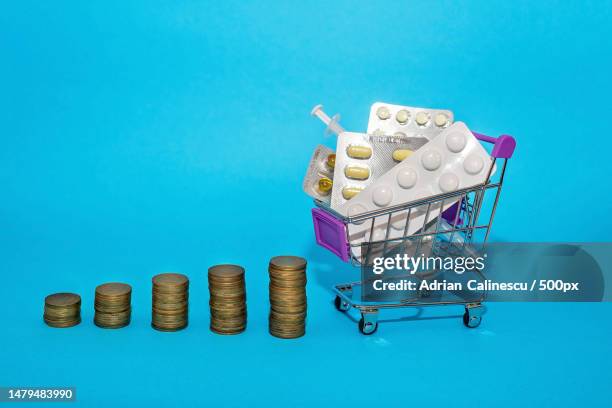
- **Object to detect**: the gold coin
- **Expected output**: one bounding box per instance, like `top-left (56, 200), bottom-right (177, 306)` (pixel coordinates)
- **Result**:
top-left (269, 265), bottom-right (306, 273)
top-left (95, 282), bottom-right (131, 297)
top-left (153, 273), bottom-right (189, 287)
top-left (44, 317), bottom-right (81, 328)
top-left (151, 273), bottom-right (189, 331)
top-left (44, 293), bottom-right (81, 328)
top-left (211, 309), bottom-right (247, 317)
top-left (269, 256), bottom-right (307, 271)
top-left (208, 264), bottom-right (247, 335)
top-left (269, 326), bottom-right (305, 339)
top-left (271, 305), bottom-right (307, 314)
top-left (152, 323), bottom-right (187, 332)
top-left (45, 293), bottom-right (81, 307)
top-left (210, 325), bottom-right (246, 335)
top-left (208, 264), bottom-right (245, 278)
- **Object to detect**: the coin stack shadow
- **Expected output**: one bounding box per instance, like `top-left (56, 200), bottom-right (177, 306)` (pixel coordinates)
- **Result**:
top-left (151, 273), bottom-right (189, 331)
top-left (208, 264), bottom-right (247, 335)
top-left (44, 293), bottom-right (81, 328)
top-left (94, 282), bottom-right (132, 329)
top-left (268, 256), bottom-right (307, 339)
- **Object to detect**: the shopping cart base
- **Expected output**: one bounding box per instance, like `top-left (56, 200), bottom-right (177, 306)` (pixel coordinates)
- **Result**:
top-left (333, 283), bottom-right (484, 335)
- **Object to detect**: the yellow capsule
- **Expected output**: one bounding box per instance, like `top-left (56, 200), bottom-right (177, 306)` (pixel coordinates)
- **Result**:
top-left (317, 177), bottom-right (333, 194)
top-left (325, 154), bottom-right (336, 169)
top-left (344, 165), bottom-right (370, 180)
top-left (346, 145), bottom-right (372, 159)
top-left (392, 149), bottom-right (413, 162)
top-left (342, 186), bottom-right (363, 200)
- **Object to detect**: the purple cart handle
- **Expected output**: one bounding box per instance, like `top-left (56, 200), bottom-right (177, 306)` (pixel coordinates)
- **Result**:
top-left (472, 132), bottom-right (516, 159)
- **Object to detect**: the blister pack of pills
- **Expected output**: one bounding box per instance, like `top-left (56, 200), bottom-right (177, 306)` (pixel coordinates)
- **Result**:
top-left (330, 132), bottom-right (429, 210)
top-left (338, 122), bottom-right (495, 245)
top-left (302, 145), bottom-right (336, 203)
top-left (367, 102), bottom-right (454, 139)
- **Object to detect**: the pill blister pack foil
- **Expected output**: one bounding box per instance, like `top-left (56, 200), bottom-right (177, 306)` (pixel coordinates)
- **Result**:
top-left (338, 122), bottom-right (496, 249)
top-left (330, 132), bottom-right (429, 210)
top-left (302, 145), bottom-right (335, 203)
top-left (367, 102), bottom-right (454, 139)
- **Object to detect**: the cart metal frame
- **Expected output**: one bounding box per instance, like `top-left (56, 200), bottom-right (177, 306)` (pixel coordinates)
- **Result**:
top-left (311, 131), bottom-right (516, 334)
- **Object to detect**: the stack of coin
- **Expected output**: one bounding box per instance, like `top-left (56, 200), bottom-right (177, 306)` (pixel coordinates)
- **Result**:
top-left (268, 256), bottom-right (307, 339)
top-left (151, 273), bottom-right (189, 331)
top-left (208, 264), bottom-right (247, 335)
top-left (43, 293), bottom-right (81, 328)
top-left (94, 282), bottom-right (132, 329)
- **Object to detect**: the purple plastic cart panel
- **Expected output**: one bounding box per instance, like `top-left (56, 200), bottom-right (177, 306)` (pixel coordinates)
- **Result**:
top-left (312, 208), bottom-right (349, 262)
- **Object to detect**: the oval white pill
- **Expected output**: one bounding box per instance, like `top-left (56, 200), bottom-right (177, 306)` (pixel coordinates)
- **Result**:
top-left (372, 185), bottom-right (393, 207)
top-left (395, 109), bottom-right (410, 124)
top-left (421, 150), bottom-right (442, 171)
top-left (464, 154), bottom-right (485, 174)
top-left (396, 167), bottom-right (418, 189)
top-left (376, 106), bottom-right (391, 120)
top-left (439, 172), bottom-right (459, 192)
top-left (434, 113), bottom-right (449, 127)
top-left (445, 131), bottom-right (466, 153)
top-left (415, 111), bottom-right (429, 126)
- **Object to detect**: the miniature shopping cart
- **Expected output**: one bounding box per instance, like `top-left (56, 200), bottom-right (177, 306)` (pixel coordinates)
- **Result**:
top-left (311, 132), bottom-right (516, 334)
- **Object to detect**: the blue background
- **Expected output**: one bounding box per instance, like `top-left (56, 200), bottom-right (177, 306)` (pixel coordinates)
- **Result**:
top-left (1, 1), bottom-right (611, 406)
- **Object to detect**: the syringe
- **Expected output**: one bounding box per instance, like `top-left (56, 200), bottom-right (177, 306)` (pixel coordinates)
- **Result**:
top-left (311, 104), bottom-right (345, 136)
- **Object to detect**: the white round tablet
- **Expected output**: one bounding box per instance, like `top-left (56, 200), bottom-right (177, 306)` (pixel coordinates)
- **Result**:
top-left (395, 109), bottom-right (410, 124)
top-left (396, 167), bottom-right (418, 189)
top-left (415, 111), bottom-right (429, 126)
top-left (445, 131), bottom-right (466, 153)
top-left (365, 228), bottom-right (387, 243)
top-left (421, 150), bottom-right (442, 171)
top-left (390, 211), bottom-right (409, 230)
top-left (434, 113), bottom-right (448, 127)
top-left (438, 172), bottom-right (459, 192)
top-left (347, 204), bottom-right (368, 225)
top-left (372, 185), bottom-right (393, 207)
top-left (393, 131), bottom-right (406, 138)
top-left (376, 106), bottom-right (391, 120)
top-left (463, 154), bottom-right (484, 175)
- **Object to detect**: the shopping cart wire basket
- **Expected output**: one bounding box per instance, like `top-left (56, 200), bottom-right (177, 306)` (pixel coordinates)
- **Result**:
top-left (311, 131), bottom-right (516, 334)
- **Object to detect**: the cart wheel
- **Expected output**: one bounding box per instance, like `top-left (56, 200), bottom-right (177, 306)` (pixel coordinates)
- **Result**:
top-left (334, 296), bottom-right (350, 312)
top-left (358, 315), bottom-right (378, 335)
top-left (463, 310), bottom-right (482, 328)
